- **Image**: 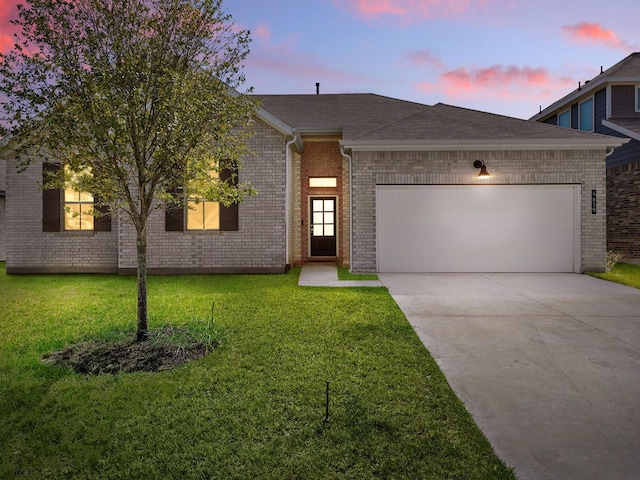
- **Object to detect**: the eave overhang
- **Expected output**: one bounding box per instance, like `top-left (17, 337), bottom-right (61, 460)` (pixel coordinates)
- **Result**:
top-left (340, 138), bottom-right (629, 152)
top-left (253, 107), bottom-right (304, 152)
top-left (602, 120), bottom-right (640, 142)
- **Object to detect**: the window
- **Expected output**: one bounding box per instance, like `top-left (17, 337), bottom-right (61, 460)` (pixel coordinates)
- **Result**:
top-left (558, 109), bottom-right (570, 128)
top-left (63, 166), bottom-right (94, 230)
top-left (42, 163), bottom-right (111, 232)
top-left (309, 177), bottom-right (337, 188)
top-left (186, 170), bottom-right (220, 230)
top-left (187, 200), bottom-right (220, 230)
top-left (579, 97), bottom-right (594, 131)
top-left (636, 86), bottom-right (640, 112)
top-left (165, 167), bottom-right (239, 232)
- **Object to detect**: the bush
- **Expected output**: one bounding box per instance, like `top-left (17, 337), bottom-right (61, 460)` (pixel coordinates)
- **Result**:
top-left (606, 251), bottom-right (624, 271)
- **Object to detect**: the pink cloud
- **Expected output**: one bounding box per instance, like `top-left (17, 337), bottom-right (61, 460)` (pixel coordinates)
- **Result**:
top-left (417, 64), bottom-right (575, 103)
top-left (334, 0), bottom-right (491, 23)
top-left (0, 0), bottom-right (19, 54)
top-left (254, 22), bottom-right (272, 42)
top-left (404, 49), bottom-right (444, 69)
top-left (562, 22), bottom-right (634, 51)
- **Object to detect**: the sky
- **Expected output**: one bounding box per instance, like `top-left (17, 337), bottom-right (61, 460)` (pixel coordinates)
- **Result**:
top-left (1, 0), bottom-right (639, 119)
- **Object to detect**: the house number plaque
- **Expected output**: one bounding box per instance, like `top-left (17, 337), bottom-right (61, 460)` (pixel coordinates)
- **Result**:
top-left (592, 190), bottom-right (597, 214)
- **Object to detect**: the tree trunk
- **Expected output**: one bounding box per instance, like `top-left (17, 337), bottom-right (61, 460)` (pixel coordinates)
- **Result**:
top-left (136, 228), bottom-right (149, 342)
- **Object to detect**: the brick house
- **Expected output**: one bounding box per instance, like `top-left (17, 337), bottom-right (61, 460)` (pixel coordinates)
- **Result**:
top-left (1, 93), bottom-right (625, 274)
top-left (530, 52), bottom-right (640, 260)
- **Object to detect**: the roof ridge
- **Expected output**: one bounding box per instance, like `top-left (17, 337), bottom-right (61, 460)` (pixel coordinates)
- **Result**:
top-left (352, 104), bottom-right (432, 140)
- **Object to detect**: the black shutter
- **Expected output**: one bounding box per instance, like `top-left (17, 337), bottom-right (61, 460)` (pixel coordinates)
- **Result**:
top-left (219, 167), bottom-right (238, 232)
top-left (165, 207), bottom-right (184, 231)
top-left (42, 163), bottom-right (61, 232)
top-left (94, 197), bottom-right (111, 232)
top-left (165, 198), bottom-right (184, 231)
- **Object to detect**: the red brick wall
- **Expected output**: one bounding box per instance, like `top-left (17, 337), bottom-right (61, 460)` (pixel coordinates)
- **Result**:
top-left (607, 161), bottom-right (640, 259)
top-left (299, 137), bottom-right (345, 264)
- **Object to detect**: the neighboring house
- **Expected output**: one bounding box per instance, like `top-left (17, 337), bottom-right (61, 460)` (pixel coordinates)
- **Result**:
top-left (1, 93), bottom-right (626, 274)
top-left (530, 52), bottom-right (640, 260)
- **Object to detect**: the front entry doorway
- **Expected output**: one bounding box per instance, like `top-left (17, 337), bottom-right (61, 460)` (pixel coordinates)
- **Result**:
top-left (310, 197), bottom-right (337, 257)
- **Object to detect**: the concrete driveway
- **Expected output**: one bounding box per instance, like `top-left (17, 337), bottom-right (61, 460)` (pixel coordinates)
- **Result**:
top-left (379, 273), bottom-right (640, 480)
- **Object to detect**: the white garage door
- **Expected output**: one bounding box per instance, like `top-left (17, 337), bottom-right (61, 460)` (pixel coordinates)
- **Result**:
top-left (376, 185), bottom-right (580, 273)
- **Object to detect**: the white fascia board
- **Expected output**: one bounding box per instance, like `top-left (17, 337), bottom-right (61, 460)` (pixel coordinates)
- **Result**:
top-left (254, 108), bottom-right (293, 136)
top-left (340, 138), bottom-right (628, 152)
top-left (253, 108), bottom-right (304, 152)
top-left (602, 119), bottom-right (640, 142)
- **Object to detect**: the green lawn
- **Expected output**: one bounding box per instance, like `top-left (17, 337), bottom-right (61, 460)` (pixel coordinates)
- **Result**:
top-left (0, 261), bottom-right (515, 479)
top-left (588, 262), bottom-right (640, 289)
top-left (337, 267), bottom-right (379, 281)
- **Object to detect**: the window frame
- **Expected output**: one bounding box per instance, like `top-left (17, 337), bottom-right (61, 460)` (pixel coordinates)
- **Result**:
top-left (578, 96), bottom-right (594, 132)
top-left (186, 198), bottom-right (221, 231)
top-left (186, 169), bottom-right (221, 231)
top-left (558, 109), bottom-right (571, 128)
top-left (309, 177), bottom-right (338, 188)
top-left (635, 85), bottom-right (640, 112)
top-left (63, 166), bottom-right (95, 231)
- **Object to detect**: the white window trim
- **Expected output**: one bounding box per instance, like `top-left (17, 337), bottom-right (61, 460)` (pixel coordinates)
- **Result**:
top-left (578, 96), bottom-right (594, 132)
top-left (558, 108), bottom-right (571, 128)
top-left (635, 85), bottom-right (640, 113)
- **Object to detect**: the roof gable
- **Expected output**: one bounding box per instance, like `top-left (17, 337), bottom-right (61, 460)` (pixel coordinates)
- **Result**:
top-left (531, 52), bottom-right (640, 121)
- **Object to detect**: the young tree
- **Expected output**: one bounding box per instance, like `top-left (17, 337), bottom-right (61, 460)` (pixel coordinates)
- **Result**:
top-left (0, 0), bottom-right (257, 341)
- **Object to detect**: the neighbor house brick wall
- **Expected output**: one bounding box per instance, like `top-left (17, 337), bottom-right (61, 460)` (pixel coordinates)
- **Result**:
top-left (298, 136), bottom-right (347, 265)
top-left (117, 118), bottom-right (289, 273)
top-left (350, 149), bottom-right (607, 273)
top-left (5, 157), bottom-right (119, 273)
top-left (607, 161), bottom-right (640, 259)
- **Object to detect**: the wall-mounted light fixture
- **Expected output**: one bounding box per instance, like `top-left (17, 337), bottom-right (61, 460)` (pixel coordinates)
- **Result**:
top-left (473, 160), bottom-right (490, 177)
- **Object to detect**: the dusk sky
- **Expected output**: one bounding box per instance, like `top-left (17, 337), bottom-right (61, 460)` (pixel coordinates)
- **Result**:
top-left (1, 0), bottom-right (639, 119)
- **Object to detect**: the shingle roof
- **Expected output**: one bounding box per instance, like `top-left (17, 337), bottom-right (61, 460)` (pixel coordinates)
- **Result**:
top-left (604, 118), bottom-right (640, 141)
top-left (259, 94), bottom-right (620, 148)
top-left (259, 93), bottom-right (427, 139)
top-left (596, 52), bottom-right (640, 79)
top-left (354, 103), bottom-right (612, 141)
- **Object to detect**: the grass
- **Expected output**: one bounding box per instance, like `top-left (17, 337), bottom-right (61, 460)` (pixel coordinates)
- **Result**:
top-left (588, 262), bottom-right (640, 289)
top-left (0, 261), bottom-right (515, 479)
top-left (337, 267), bottom-right (379, 281)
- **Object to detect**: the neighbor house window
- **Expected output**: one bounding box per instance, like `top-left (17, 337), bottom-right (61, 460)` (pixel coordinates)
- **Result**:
top-left (187, 170), bottom-right (220, 230)
top-left (558, 109), bottom-right (570, 128)
top-left (579, 97), bottom-right (594, 131)
top-left (636, 86), bottom-right (640, 112)
top-left (63, 165), bottom-right (94, 231)
top-left (309, 177), bottom-right (337, 188)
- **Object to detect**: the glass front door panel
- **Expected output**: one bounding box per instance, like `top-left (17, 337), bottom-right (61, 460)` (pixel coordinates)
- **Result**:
top-left (310, 197), bottom-right (337, 256)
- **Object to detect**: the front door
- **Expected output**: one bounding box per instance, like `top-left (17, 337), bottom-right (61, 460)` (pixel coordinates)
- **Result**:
top-left (310, 197), bottom-right (337, 257)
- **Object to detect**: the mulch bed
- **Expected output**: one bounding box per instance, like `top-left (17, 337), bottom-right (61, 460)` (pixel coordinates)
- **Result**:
top-left (42, 328), bottom-right (209, 375)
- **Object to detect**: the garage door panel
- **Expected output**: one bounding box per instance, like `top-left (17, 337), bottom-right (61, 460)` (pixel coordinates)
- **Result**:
top-left (376, 185), bottom-right (579, 273)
